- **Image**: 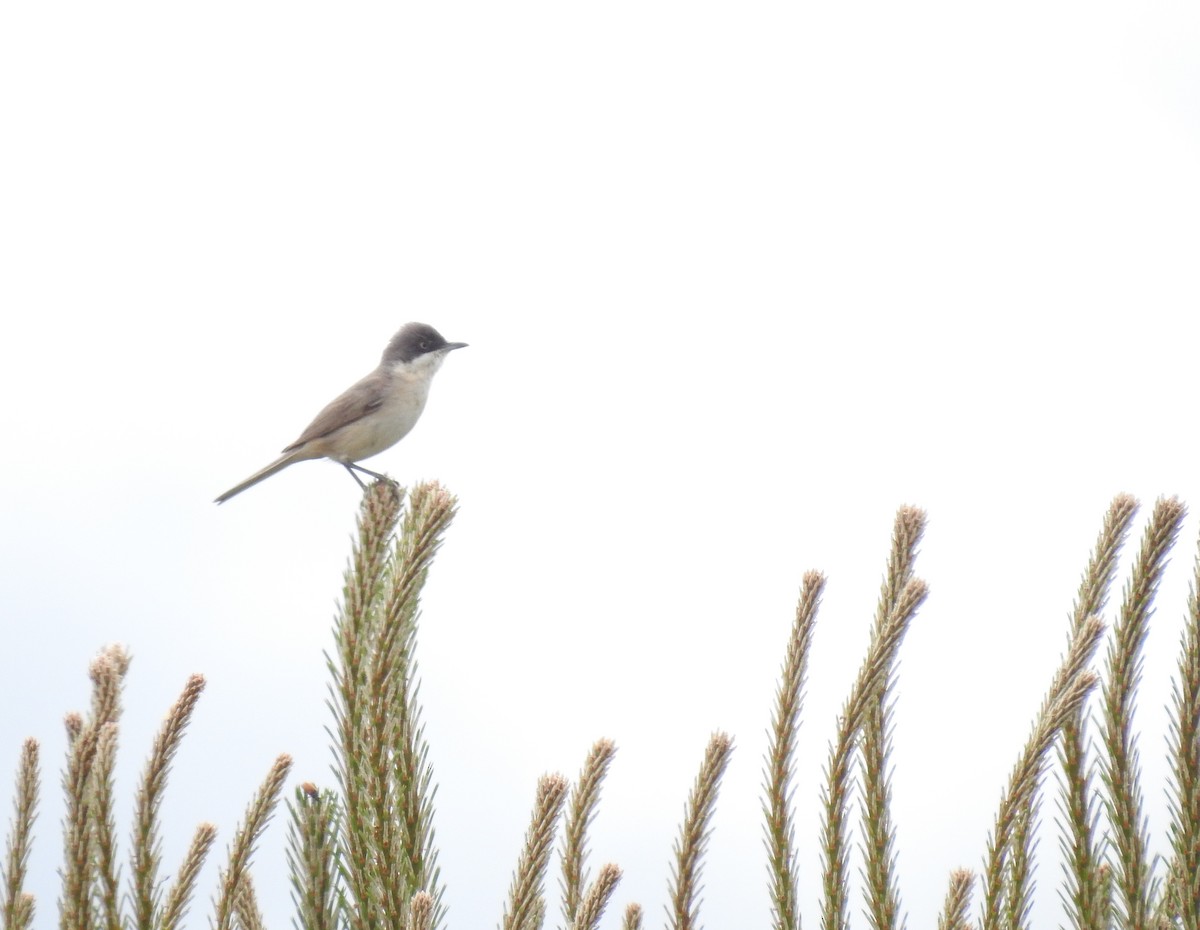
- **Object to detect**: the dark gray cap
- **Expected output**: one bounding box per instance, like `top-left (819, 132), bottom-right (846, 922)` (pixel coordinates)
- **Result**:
top-left (382, 322), bottom-right (468, 364)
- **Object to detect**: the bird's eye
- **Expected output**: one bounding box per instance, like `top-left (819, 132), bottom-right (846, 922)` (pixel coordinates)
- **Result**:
top-left (419, 339), bottom-right (431, 351)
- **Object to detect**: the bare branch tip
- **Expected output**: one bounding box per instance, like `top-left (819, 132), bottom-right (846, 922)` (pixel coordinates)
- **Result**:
top-left (896, 577), bottom-right (930, 612)
top-left (802, 569), bottom-right (827, 589)
top-left (1155, 494), bottom-right (1186, 519)
top-left (541, 772), bottom-right (569, 793)
top-left (409, 890), bottom-right (435, 930)
top-left (709, 730), bottom-right (734, 754)
top-left (90, 643), bottom-right (132, 678)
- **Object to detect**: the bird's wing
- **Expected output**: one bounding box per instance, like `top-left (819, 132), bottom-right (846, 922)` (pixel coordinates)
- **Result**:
top-left (282, 371), bottom-right (388, 452)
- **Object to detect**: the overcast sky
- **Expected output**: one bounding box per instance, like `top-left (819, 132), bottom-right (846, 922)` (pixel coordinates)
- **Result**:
top-left (2, 2), bottom-right (1199, 928)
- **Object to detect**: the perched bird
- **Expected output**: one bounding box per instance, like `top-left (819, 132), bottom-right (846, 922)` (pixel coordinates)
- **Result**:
top-left (215, 322), bottom-right (466, 503)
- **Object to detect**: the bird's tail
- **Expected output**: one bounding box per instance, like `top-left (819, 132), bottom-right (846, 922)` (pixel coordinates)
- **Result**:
top-left (214, 451), bottom-right (305, 504)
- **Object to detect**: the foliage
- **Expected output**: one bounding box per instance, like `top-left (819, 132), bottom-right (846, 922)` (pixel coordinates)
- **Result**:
top-left (3, 486), bottom-right (1199, 930)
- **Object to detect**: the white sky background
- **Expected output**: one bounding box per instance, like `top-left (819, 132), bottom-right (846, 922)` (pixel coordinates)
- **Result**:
top-left (2, 2), bottom-right (1199, 928)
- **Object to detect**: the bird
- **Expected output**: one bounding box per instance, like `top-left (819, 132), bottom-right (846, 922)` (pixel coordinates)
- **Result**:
top-left (215, 322), bottom-right (466, 503)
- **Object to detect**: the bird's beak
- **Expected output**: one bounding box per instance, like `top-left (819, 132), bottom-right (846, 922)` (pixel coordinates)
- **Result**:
top-left (446, 342), bottom-right (468, 351)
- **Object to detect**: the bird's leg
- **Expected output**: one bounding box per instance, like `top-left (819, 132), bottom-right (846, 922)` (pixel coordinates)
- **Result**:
top-left (347, 462), bottom-right (394, 484)
top-left (343, 463), bottom-right (369, 491)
